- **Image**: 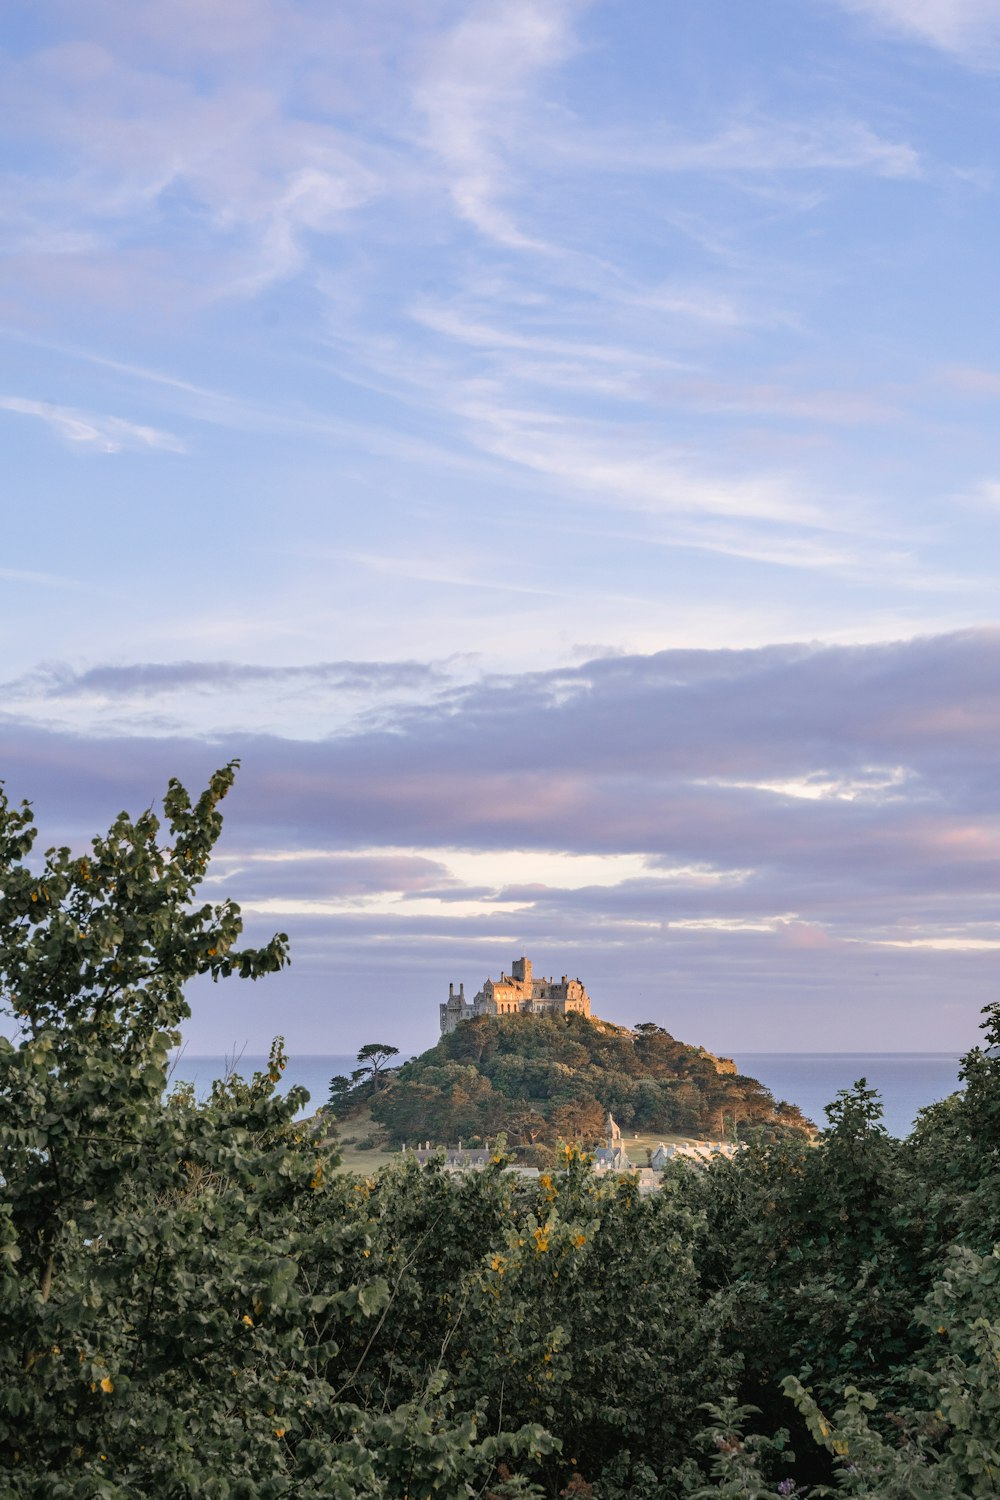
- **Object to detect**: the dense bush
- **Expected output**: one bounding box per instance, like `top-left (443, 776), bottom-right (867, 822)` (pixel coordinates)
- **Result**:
top-left (4, 768), bottom-right (1000, 1497)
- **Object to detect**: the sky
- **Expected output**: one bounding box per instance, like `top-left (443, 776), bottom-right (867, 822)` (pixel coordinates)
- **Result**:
top-left (3, 0), bottom-right (1000, 1059)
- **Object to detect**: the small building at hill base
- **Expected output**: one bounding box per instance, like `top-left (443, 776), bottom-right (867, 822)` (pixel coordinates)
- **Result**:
top-left (593, 1112), bottom-right (632, 1172)
top-left (440, 955), bottom-right (591, 1035)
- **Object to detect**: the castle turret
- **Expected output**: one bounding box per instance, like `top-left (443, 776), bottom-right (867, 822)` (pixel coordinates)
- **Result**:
top-left (440, 979), bottom-right (473, 1035)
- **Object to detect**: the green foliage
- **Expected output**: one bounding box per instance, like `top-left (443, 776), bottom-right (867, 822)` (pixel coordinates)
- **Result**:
top-left (0, 773), bottom-right (548, 1498)
top-left (369, 1013), bottom-right (810, 1150)
top-left (691, 1074), bottom-right (930, 1477)
top-left (904, 1004), bottom-right (1000, 1259)
top-left (673, 1401), bottom-right (797, 1499)
top-left (453, 1150), bottom-right (733, 1495)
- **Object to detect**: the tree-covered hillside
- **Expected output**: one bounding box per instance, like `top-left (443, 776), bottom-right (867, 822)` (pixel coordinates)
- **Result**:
top-left (357, 1012), bottom-right (811, 1147)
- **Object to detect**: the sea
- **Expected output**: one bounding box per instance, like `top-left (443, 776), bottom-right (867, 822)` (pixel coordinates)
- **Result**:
top-left (739, 1053), bottom-right (963, 1139)
top-left (170, 1050), bottom-right (965, 1140)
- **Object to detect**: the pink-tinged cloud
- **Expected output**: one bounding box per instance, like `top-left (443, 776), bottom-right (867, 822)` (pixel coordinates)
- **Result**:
top-left (4, 628), bottom-right (1000, 1051)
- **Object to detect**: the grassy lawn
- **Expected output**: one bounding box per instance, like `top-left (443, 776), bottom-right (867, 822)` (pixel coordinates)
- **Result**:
top-left (314, 1104), bottom-right (399, 1175)
top-left (616, 1129), bottom-right (733, 1164)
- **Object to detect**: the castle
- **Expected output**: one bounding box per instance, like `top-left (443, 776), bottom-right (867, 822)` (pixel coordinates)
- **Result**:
top-left (440, 956), bottom-right (592, 1035)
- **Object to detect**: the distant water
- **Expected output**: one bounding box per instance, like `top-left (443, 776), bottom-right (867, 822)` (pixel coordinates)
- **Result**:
top-left (739, 1053), bottom-right (964, 1139)
top-left (169, 1051), bottom-right (965, 1139)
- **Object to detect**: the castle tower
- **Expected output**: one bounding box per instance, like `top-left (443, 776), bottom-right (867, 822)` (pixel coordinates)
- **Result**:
top-left (440, 980), bottom-right (472, 1035)
top-left (510, 956), bottom-right (532, 994)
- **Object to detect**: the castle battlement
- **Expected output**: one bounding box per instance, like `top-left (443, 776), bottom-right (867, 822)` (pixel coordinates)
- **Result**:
top-left (440, 955), bottom-right (592, 1035)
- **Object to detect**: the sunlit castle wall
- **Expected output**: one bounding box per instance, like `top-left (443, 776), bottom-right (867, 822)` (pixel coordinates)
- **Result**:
top-left (441, 956), bottom-right (592, 1035)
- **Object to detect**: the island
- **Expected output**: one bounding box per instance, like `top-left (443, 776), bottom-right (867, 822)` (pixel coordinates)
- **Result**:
top-left (329, 954), bottom-right (813, 1168)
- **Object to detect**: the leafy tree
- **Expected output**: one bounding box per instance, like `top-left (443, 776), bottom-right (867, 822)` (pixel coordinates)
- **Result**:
top-left (550, 1097), bottom-right (605, 1144)
top-left (505, 1106), bottom-right (552, 1153)
top-left (354, 1042), bottom-right (399, 1089)
top-left (0, 770), bottom-right (550, 1498)
top-left (326, 1042), bottom-right (400, 1113)
top-left (0, 762), bottom-right (288, 1323)
top-left (326, 1071), bottom-right (356, 1108)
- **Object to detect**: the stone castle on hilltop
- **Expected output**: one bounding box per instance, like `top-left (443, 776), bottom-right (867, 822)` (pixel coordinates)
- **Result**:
top-left (440, 956), bottom-right (592, 1035)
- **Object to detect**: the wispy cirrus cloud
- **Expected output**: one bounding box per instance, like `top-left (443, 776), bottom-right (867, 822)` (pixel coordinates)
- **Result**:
top-left (409, 301), bottom-right (688, 373)
top-left (0, 23), bottom-right (389, 301)
top-left (414, 0), bottom-right (584, 249)
top-left (548, 113), bottom-right (921, 179)
top-left (320, 299), bottom-right (918, 582)
top-left (651, 376), bottom-right (903, 427)
top-left (836, 0), bottom-right (1000, 64)
top-left (0, 395), bottom-right (185, 453)
top-left (0, 0), bottom-right (946, 621)
top-left (452, 394), bottom-right (815, 521)
top-left (0, 566), bottom-right (88, 590)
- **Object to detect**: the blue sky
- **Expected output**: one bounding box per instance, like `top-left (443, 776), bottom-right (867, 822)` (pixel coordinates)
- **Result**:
top-left (4, 0), bottom-right (1000, 1058)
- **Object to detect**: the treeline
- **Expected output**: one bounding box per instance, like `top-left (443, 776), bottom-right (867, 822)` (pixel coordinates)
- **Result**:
top-left (5, 769), bottom-right (1000, 1498)
top-left (356, 1013), bottom-right (812, 1148)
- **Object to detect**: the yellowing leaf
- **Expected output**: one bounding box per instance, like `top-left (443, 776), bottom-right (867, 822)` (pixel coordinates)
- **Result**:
top-left (100, 1376), bottom-right (114, 1394)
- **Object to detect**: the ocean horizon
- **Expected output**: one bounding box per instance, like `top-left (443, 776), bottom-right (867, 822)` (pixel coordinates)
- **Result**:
top-left (169, 1049), bottom-right (965, 1141)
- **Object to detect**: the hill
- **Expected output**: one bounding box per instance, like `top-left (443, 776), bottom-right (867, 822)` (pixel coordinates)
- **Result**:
top-left (350, 1013), bottom-right (811, 1150)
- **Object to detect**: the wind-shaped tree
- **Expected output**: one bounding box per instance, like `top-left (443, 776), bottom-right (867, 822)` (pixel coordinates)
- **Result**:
top-left (327, 1041), bottom-right (400, 1111)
